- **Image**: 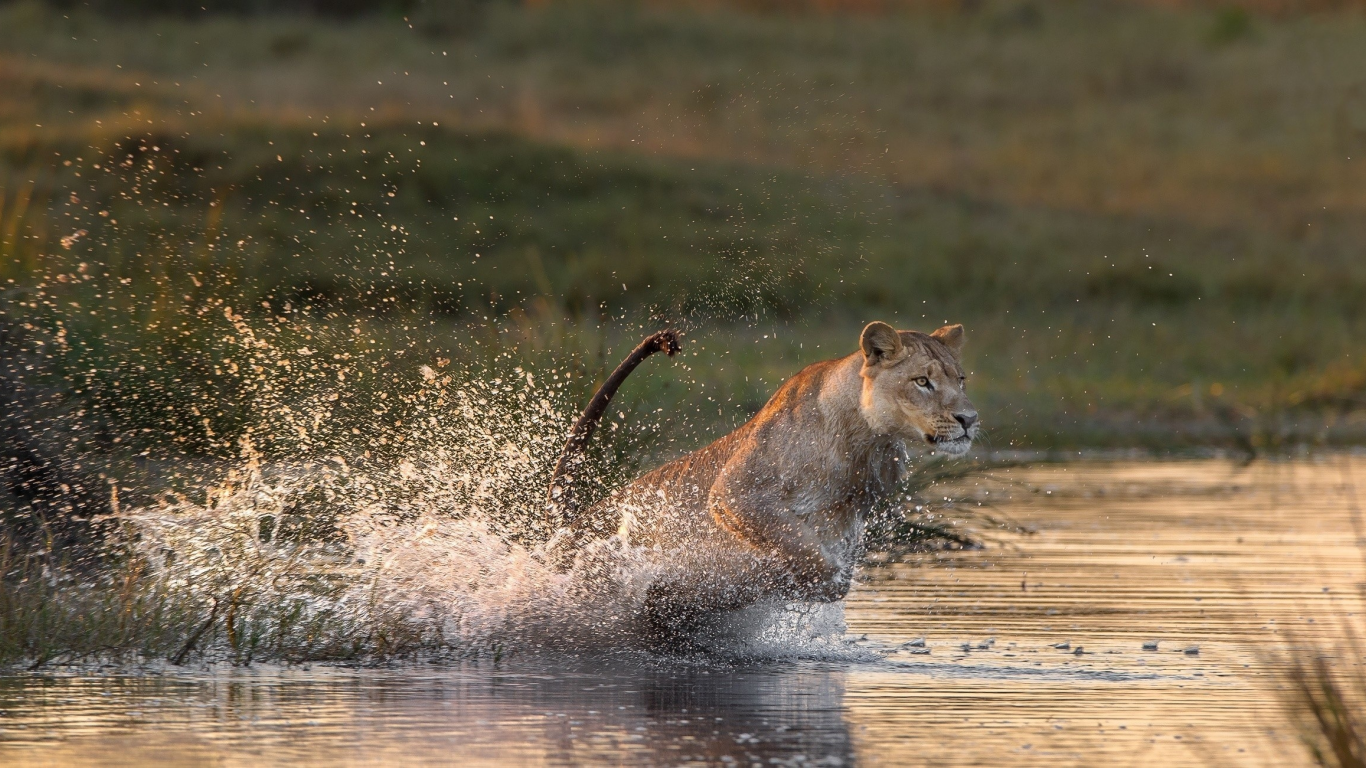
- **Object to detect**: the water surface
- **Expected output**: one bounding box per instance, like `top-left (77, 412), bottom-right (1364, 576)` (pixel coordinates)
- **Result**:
top-left (3, 458), bottom-right (1362, 766)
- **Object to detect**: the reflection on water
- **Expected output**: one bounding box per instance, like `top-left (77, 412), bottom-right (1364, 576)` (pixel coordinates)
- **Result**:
top-left (3, 458), bottom-right (1363, 766)
top-left (0, 661), bottom-right (854, 766)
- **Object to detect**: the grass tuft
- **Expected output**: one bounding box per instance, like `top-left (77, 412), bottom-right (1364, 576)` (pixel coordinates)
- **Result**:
top-left (1284, 646), bottom-right (1366, 768)
top-left (1274, 460), bottom-right (1366, 767)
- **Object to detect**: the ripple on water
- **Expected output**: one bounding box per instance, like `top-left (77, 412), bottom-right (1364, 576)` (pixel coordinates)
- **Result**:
top-left (3, 457), bottom-right (1361, 766)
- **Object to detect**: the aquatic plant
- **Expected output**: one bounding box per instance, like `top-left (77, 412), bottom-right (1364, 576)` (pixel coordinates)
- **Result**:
top-left (1282, 641), bottom-right (1366, 768)
top-left (1274, 462), bottom-right (1366, 767)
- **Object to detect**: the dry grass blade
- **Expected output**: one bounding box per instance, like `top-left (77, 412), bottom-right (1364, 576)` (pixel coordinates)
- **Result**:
top-left (1286, 651), bottom-right (1366, 768)
top-left (1274, 458), bottom-right (1366, 768)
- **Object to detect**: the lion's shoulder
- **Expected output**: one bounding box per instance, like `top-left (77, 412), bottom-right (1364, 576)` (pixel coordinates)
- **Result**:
top-left (747, 355), bottom-right (852, 427)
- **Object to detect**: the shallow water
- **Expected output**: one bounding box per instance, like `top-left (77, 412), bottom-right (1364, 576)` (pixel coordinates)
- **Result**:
top-left (3, 457), bottom-right (1363, 766)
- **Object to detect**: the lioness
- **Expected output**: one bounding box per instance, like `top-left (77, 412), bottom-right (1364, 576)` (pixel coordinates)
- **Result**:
top-left (546, 322), bottom-right (979, 643)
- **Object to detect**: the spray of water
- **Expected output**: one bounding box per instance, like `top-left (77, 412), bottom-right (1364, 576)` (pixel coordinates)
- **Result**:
top-left (109, 323), bottom-right (858, 664)
top-left (0, 132), bottom-right (867, 664)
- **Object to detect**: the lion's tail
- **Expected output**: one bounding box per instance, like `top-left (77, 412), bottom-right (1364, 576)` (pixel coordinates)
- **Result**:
top-left (545, 329), bottom-right (682, 532)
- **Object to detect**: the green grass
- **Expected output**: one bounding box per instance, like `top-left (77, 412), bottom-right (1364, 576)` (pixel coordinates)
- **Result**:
top-left (0, 529), bottom-right (463, 667)
top-left (4, 0), bottom-right (1364, 459)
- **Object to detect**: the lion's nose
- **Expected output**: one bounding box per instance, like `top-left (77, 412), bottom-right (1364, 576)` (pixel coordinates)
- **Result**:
top-left (954, 412), bottom-right (978, 432)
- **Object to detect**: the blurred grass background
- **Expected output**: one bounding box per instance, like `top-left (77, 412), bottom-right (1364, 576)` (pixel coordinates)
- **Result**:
top-left (3, 0), bottom-right (1366, 464)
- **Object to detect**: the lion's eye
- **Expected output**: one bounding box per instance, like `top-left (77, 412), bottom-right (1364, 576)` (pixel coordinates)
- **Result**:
top-left (912, 376), bottom-right (931, 389)
top-left (960, 377), bottom-right (967, 390)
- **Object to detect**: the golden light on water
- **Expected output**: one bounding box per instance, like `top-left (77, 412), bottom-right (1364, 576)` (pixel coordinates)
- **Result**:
top-left (4, 458), bottom-right (1362, 766)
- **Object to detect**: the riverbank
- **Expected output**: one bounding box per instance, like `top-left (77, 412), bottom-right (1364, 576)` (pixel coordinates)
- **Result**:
top-left (1, 0), bottom-right (1364, 456)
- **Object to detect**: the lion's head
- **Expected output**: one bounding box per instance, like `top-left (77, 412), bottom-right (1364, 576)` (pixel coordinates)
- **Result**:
top-left (856, 321), bottom-right (979, 456)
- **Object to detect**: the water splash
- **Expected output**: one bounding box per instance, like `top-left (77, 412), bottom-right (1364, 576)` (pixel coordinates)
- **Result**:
top-left (118, 356), bottom-right (857, 663)
top-left (0, 239), bottom-right (863, 665)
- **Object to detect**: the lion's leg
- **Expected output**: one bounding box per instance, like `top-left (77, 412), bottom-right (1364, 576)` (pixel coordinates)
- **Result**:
top-left (640, 581), bottom-right (707, 650)
top-left (709, 493), bottom-right (851, 603)
top-left (780, 560), bottom-right (854, 603)
top-left (637, 552), bottom-right (775, 650)
top-left (541, 502), bottom-right (624, 573)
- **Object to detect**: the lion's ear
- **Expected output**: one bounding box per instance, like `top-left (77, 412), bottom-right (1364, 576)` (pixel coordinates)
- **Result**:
top-left (860, 322), bottom-right (903, 364)
top-left (931, 324), bottom-right (965, 357)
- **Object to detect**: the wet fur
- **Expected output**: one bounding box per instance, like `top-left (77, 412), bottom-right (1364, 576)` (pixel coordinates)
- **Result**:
top-left (549, 323), bottom-right (979, 644)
